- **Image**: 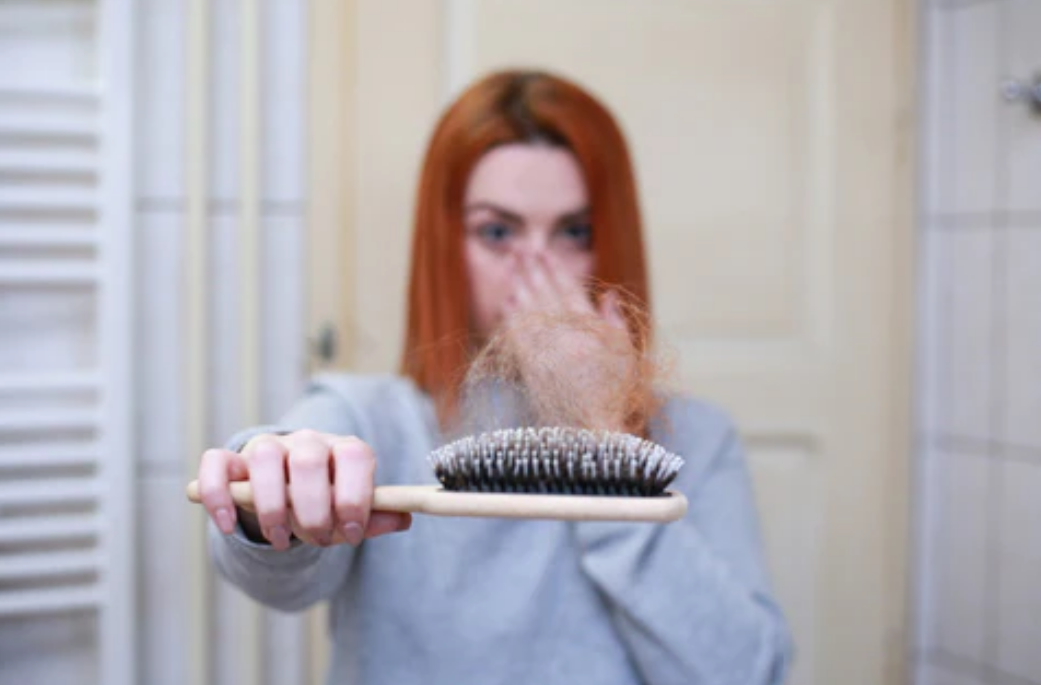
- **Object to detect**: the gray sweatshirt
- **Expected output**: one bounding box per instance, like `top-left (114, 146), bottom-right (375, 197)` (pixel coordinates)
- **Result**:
top-left (208, 373), bottom-right (793, 685)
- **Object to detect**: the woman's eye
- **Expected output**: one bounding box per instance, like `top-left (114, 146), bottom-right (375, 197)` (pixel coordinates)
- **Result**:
top-left (476, 222), bottom-right (514, 244)
top-left (559, 223), bottom-right (593, 248)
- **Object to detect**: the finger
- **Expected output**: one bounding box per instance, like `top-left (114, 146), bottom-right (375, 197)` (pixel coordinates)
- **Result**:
top-left (536, 250), bottom-right (571, 296)
top-left (599, 289), bottom-right (628, 331)
top-left (537, 252), bottom-right (594, 314)
top-left (246, 437), bottom-right (292, 551)
top-left (198, 448), bottom-right (249, 534)
top-left (523, 252), bottom-right (560, 311)
top-left (502, 291), bottom-right (519, 320)
top-left (286, 431), bottom-right (334, 545)
top-left (511, 263), bottom-right (536, 312)
top-left (286, 509), bottom-right (321, 547)
top-left (289, 510), bottom-right (410, 546)
top-left (365, 511), bottom-right (413, 539)
top-left (331, 437), bottom-right (376, 547)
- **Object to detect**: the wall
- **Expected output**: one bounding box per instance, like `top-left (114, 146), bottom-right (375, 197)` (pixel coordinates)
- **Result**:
top-left (915, 1), bottom-right (1041, 683)
top-left (133, 1), bottom-right (309, 684)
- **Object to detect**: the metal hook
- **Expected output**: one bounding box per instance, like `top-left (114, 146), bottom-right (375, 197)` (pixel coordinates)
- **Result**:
top-left (1000, 75), bottom-right (1041, 115)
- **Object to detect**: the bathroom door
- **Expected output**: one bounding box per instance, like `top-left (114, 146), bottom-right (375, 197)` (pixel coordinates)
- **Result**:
top-left (307, 1), bottom-right (915, 684)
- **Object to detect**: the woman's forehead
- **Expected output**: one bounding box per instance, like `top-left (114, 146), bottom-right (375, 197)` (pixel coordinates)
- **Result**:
top-left (464, 143), bottom-right (588, 218)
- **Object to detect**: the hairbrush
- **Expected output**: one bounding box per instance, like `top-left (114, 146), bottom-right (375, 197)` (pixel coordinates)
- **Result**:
top-left (186, 426), bottom-right (687, 522)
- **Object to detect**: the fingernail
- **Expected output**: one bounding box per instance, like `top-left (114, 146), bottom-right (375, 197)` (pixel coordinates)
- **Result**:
top-left (215, 508), bottom-right (234, 535)
top-left (342, 522), bottom-right (364, 547)
top-left (253, 441), bottom-right (278, 458)
top-left (268, 525), bottom-right (290, 550)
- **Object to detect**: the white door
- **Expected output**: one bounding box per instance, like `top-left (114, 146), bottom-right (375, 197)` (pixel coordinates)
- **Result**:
top-left (310, 2), bottom-right (914, 684)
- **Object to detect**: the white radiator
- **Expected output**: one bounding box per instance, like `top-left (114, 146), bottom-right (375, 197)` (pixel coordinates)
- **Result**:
top-left (0, 0), bottom-right (135, 682)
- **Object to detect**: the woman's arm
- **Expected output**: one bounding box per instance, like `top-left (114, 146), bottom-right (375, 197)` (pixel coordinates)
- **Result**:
top-left (573, 401), bottom-right (793, 685)
top-left (206, 384), bottom-right (361, 613)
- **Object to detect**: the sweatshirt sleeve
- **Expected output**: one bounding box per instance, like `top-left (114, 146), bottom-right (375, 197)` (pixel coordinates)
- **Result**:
top-left (206, 381), bottom-right (366, 613)
top-left (572, 402), bottom-right (793, 685)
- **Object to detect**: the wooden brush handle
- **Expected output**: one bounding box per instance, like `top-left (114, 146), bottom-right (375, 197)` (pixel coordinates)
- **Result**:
top-left (185, 481), bottom-right (687, 523)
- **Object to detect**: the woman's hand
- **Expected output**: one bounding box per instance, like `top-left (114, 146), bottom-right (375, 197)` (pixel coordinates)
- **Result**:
top-left (197, 430), bottom-right (412, 551)
top-left (500, 252), bottom-right (637, 432)
top-left (504, 252), bottom-right (626, 329)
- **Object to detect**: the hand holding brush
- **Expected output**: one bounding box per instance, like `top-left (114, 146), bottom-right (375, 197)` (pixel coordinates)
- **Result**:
top-left (188, 425), bottom-right (687, 549)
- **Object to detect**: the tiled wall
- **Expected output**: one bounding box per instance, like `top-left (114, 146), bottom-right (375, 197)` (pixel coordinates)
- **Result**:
top-left (133, 1), bottom-right (309, 684)
top-left (916, 1), bottom-right (1041, 684)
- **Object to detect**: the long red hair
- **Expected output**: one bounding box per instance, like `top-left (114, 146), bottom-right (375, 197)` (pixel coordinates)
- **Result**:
top-left (401, 69), bottom-right (651, 427)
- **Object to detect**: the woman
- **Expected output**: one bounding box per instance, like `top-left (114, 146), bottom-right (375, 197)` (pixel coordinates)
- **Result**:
top-left (198, 69), bottom-right (792, 685)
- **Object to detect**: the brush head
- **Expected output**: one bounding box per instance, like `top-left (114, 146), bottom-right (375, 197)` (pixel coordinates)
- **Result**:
top-left (428, 427), bottom-right (684, 497)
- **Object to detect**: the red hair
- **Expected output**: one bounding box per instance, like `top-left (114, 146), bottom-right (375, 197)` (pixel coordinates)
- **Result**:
top-left (400, 69), bottom-right (651, 427)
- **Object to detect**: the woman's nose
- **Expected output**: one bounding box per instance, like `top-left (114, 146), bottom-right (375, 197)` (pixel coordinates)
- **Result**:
top-left (518, 234), bottom-right (550, 259)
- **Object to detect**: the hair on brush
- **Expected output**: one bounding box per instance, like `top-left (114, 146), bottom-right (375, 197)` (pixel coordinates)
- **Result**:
top-left (429, 426), bottom-right (684, 496)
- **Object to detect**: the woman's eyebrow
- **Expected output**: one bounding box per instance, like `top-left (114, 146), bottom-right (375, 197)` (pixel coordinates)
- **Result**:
top-left (557, 207), bottom-right (591, 223)
top-left (464, 201), bottom-right (524, 223)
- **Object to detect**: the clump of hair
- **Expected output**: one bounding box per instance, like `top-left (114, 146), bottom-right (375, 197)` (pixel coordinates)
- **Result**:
top-left (456, 288), bottom-right (676, 439)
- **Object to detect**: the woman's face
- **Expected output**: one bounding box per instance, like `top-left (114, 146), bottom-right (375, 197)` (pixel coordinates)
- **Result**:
top-left (464, 143), bottom-right (595, 340)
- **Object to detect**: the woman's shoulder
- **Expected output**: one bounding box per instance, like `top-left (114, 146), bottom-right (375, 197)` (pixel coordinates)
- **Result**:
top-left (301, 370), bottom-right (435, 424)
top-left (304, 371), bottom-right (438, 439)
top-left (652, 392), bottom-right (743, 464)
top-left (307, 371), bottom-right (426, 406)
top-left (657, 391), bottom-right (739, 436)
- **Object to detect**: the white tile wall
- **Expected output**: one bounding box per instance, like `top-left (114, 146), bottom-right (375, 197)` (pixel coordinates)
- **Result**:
top-left (932, 3), bottom-right (1001, 216)
top-left (916, 661), bottom-right (986, 685)
top-left (927, 450), bottom-right (991, 662)
top-left (134, 0), bottom-right (185, 202)
top-left (213, 576), bottom-right (259, 685)
top-left (132, 215), bottom-right (307, 685)
top-left (266, 612), bottom-right (311, 685)
top-left (934, 229), bottom-right (995, 440)
top-left (1002, 0), bottom-right (1041, 214)
top-left (136, 475), bottom-right (189, 685)
top-left (261, 217), bottom-right (307, 420)
top-left (917, 2), bottom-right (1041, 685)
top-left (1003, 227), bottom-right (1041, 448)
top-left (996, 459), bottom-right (1041, 681)
top-left (262, 0), bottom-right (306, 206)
top-left (135, 213), bottom-right (185, 469)
top-left (209, 0), bottom-right (241, 205)
top-left (130, 1), bottom-right (310, 683)
top-left (921, 8), bottom-right (948, 219)
top-left (916, 229), bottom-right (945, 441)
top-left (203, 216), bottom-right (307, 427)
top-left (208, 216), bottom-right (245, 443)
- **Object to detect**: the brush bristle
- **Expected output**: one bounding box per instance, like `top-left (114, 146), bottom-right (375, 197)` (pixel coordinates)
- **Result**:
top-left (428, 427), bottom-right (684, 496)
